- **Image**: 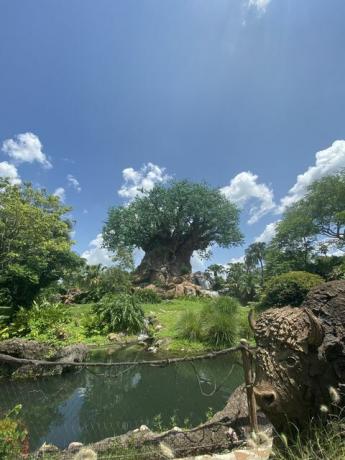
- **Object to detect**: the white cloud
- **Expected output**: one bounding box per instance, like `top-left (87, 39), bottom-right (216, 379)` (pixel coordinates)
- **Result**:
top-left (248, 0), bottom-right (271, 12)
top-left (0, 161), bottom-right (21, 185)
top-left (2, 132), bottom-right (52, 168)
top-left (279, 140), bottom-right (345, 213)
top-left (67, 174), bottom-right (81, 192)
top-left (82, 234), bottom-right (113, 267)
top-left (220, 171), bottom-right (275, 224)
top-left (229, 255), bottom-right (245, 264)
top-left (118, 162), bottom-right (171, 200)
top-left (255, 221), bottom-right (279, 243)
top-left (53, 187), bottom-right (66, 202)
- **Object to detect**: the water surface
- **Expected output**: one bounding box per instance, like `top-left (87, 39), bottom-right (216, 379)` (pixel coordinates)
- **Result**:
top-left (0, 347), bottom-right (243, 450)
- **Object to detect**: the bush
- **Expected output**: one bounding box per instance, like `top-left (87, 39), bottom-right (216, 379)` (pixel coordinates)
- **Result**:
top-left (201, 297), bottom-right (239, 347)
top-left (9, 299), bottom-right (70, 342)
top-left (92, 294), bottom-right (145, 334)
top-left (261, 271), bottom-right (324, 308)
top-left (134, 288), bottom-right (162, 304)
top-left (175, 310), bottom-right (203, 341)
top-left (176, 296), bottom-right (240, 347)
top-left (0, 405), bottom-right (28, 460)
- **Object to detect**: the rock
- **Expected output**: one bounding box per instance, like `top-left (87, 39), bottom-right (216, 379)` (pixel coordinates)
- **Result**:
top-left (139, 424), bottom-right (150, 431)
top-left (0, 339), bottom-right (88, 379)
top-left (159, 442), bottom-right (175, 459)
top-left (172, 426), bottom-right (183, 432)
top-left (107, 333), bottom-right (121, 342)
top-left (37, 442), bottom-right (59, 457)
top-left (174, 284), bottom-right (185, 297)
top-left (73, 448), bottom-right (98, 460)
top-left (155, 324), bottom-right (163, 331)
top-left (137, 333), bottom-right (150, 342)
top-left (148, 346), bottom-right (158, 353)
top-left (68, 442), bottom-right (84, 451)
top-left (199, 289), bottom-right (219, 298)
top-left (183, 284), bottom-right (197, 296)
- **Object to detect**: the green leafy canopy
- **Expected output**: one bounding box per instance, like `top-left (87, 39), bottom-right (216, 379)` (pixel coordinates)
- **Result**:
top-left (103, 180), bottom-right (243, 257)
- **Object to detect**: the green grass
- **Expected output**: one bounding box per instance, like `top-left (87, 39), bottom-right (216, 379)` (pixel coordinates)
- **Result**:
top-left (143, 297), bottom-right (252, 353)
top-left (272, 417), bottom-right (345, 460)
top-left (12, 297), bottom-right (252, 353)
top-left (54, 304), bottom-right (111, 346)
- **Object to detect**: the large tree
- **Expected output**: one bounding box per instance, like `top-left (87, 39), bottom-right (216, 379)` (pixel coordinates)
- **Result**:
top-left (0, 179), bottom-right (77, 309)
top-left (279, 171), bottom-right (345, 248)
top-left (103, 181), bottom-right (243, 282)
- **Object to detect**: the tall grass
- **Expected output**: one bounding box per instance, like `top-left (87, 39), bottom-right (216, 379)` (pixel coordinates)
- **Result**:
top-left (176, 296), bottom-right (240, 347)
top-left (272, 416), bottom-right (345, 460)
top-left (175, 310), bottom-right (203, 341)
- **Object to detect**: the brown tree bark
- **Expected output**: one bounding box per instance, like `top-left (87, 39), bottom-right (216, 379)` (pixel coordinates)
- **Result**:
top-left (135, 242), bottom-right (195, 283)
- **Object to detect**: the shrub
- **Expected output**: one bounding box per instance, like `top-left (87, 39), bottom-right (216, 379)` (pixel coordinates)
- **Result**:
top-left (201, 297), bottom-right (239, 347)
top-left (92, 294), bottom-right (145, 334)
top-left (175, 310), bottom-right (203, 341)
top-left (210, 296), bottom-right (240, 314)
top-left (261, 271), bottom-right (324, 308)
top-left (9, 299), bottom-right (70, 342)
top-left (176, 296), bottom-right (240, 347)
top-left (134, 288), bottom-right (162, 304)
top-left (0, 405), bottom-right (28, 460)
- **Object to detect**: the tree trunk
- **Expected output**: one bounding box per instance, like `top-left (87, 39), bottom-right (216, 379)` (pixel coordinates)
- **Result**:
top-left (135, 243), bottom-right (194, 284)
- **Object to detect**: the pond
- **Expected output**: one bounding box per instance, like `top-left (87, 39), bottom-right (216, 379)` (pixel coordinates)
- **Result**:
top-left (0, 346), bottom-right (243, 451)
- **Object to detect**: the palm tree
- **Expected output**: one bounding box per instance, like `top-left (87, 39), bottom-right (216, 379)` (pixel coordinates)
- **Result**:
top-left (245, 242), bottom-right (266, 285)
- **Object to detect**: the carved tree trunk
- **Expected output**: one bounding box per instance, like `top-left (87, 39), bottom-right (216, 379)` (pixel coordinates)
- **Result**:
top-left (135, 241), bottom-right (194, 283)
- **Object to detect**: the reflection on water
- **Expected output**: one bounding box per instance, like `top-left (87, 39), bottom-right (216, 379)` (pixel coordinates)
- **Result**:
top-left (0, 347), bottom-right (243, 450)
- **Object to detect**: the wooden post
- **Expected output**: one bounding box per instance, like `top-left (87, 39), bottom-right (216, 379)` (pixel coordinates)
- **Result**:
top-left (240, 338), bottom-right (258, 433)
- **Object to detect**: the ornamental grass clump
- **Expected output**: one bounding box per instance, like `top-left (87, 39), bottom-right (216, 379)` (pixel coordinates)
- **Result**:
top-left (175, 310), bottom-right (203, 341)
top-left (201, 296), bottom-right (240, 347)
top-left (272, 416), bottom-right (345, 460)
top-left (176, 296), bottom-right (240, 347)
top-left (92, 293), bottom-right (145, 334)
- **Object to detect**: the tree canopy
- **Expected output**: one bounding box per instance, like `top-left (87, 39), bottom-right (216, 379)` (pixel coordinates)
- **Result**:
top-left (278, 171), bottom-right (345, 248)
top-left (103, 180), bottom-right (243, 281)
top-left (0, 179), bottom-right (77, 309)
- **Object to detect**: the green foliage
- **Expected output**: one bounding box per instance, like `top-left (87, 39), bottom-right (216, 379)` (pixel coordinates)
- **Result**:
top-left (269, 172), bottom-right (345, 277)
top-left (329, 260), bottom-right (345, 280)
top-left (175, 310), bottom-right (203, 341)
top-left (0, 179), bottom-right (76, 310)
top-left (0, 405), bottom-right (27, 460)
top-left (176, 296), bottom-right (240, 347)
top-left (201, 298), bottom-right (239, 347)
top-left (312, 255), bottom-right (345, 280)
top-left (272, 417), bottom-right (345, 460)
top-left (206, 264), bottom-right (226, 290)
top-left (245, 242), bottom-right (266, 284)
top-left (92, 294), bottom-right (145, 334)
top-left (261, 271), bottom-right (324, 308)
top-left (103, 180), bottom-right (243, 269)
top-left (134, 288), bottom-right (162, 304)
top-left (60, 264), bottom-right (132, 304)
top-left (225, 262), bottom-right (261, 304)
top-left (9, 299), bottom-right (70, 342)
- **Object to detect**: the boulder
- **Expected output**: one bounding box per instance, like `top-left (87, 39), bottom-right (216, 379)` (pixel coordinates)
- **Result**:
top-left (0, 339), bottom-right (88, 379)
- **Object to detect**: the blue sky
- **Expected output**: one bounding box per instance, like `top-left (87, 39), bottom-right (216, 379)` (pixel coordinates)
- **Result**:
top-left (1, 0), bottom-right (345, 269)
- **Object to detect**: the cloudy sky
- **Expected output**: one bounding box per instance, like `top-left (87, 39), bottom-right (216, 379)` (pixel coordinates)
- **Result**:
top-left (1, 0), bottom-right (345, 269)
